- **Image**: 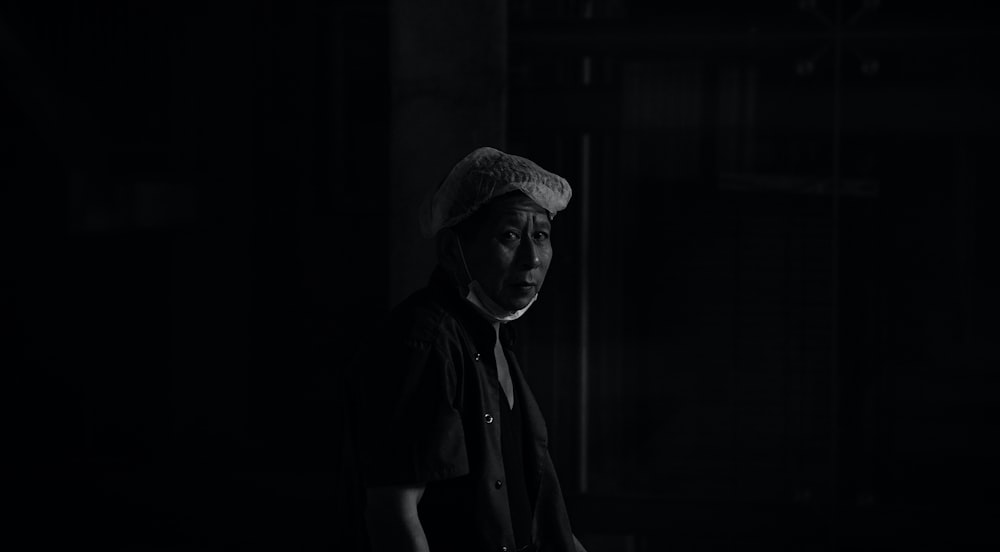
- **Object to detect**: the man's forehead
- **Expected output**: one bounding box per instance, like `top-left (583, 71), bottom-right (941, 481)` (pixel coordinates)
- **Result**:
top-left (489, 194), bottom-right (549, 218)
top-left (491, 207), bottom-right (551, 228)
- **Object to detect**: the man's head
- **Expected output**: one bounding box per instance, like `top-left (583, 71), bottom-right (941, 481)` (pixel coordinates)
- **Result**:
top-left (448, 192), bottom-right (553, 311)
top-left (421, 147), bottom-right (571, 312)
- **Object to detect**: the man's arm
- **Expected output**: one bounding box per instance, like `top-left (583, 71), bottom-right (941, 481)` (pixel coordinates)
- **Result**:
top-left (365, 485), bottom-right (429, 552)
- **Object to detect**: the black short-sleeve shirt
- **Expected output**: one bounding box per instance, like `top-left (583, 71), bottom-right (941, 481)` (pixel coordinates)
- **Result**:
top-left (351, 267), bottom-right (577, 552)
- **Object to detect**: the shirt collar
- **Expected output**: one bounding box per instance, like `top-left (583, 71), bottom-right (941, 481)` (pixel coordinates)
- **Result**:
top-left (427, 266), bottom-right (518, 350)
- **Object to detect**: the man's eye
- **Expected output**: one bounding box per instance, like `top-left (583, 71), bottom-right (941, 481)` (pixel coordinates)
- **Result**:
top-left (533, 231), bottom-right (550, 241)
top-left (501, 231), bottom-right (520, 242)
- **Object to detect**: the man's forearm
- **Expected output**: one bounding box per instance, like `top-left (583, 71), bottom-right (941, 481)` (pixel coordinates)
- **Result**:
top-left (365, 485), bottom-right (429, 552)
top-left (366, 506), bottom-right (429, 552)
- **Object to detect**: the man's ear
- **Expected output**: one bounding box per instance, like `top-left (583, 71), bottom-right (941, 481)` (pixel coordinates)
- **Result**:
top-left (437, 228), bottom-right (475, 292)
top-left (436, 229), bottom-right (460, 274)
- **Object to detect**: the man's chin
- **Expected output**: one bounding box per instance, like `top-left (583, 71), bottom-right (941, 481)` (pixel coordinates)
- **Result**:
top-left (499, 295), bottom-right (534, 313)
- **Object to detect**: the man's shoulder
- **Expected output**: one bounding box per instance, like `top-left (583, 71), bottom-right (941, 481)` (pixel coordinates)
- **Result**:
top-left (386, 286), bottom-right (465, 346)
top-left (349, 287), bottom-right (464, 379)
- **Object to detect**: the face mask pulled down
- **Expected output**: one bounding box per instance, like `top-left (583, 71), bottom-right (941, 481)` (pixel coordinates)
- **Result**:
top-left (455, 236), bottom-right (538, 323)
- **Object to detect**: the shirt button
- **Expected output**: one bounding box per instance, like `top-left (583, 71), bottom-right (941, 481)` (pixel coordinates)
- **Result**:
top-left (484, 413), bottom-right (494, 424)
top-left (501, 547), bottom-right (509, 552)
top-left (474, 353), bottom-right (481, 361)
top-left (495, 479), bottom-right (503, 489)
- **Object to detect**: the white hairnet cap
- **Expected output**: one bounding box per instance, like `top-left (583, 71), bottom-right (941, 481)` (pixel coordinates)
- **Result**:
top-left (419, 147), bottom-right (572, 238)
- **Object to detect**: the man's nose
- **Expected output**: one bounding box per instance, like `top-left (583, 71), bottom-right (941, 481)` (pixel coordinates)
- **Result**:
top-left (517, 239), bottom-right (542, 269)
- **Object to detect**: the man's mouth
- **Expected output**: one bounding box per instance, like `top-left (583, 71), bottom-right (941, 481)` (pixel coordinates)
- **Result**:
top-left (510, 282), bottom-right (536, 293)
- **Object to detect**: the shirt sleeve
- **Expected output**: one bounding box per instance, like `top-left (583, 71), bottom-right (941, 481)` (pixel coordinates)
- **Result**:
top-left (353, 333), bottom-right (469, 487)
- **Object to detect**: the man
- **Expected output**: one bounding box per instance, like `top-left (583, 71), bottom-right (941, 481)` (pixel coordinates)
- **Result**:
top-left (351, 147), bottom-right (586, 552)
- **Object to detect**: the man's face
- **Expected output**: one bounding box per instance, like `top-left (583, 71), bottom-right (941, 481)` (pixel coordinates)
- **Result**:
top-left (462, 194), bottom-right (553, 312)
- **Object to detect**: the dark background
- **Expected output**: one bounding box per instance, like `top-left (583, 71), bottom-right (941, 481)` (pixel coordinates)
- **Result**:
top-left (4, 1), bottom-right (997, 550)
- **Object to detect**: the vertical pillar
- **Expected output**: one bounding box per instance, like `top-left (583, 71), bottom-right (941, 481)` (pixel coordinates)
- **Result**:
top-left (388, 0), bottom-right (507, 307)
